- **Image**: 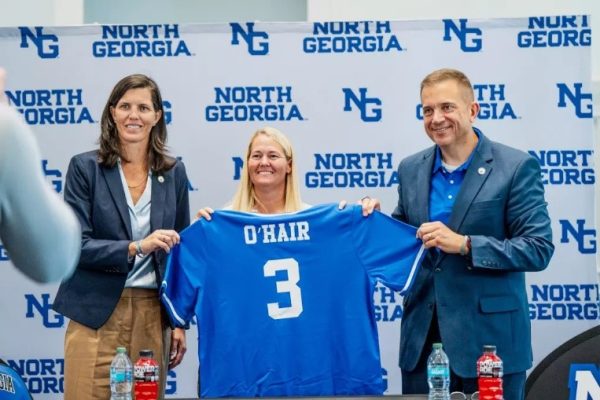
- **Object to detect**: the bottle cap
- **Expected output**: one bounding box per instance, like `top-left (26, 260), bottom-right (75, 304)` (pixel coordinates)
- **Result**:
top-left (116, 346), bottom-right (127, 354)
top-left (483, 345), bottom-right (496, 352)
top-left (139, 349), bottom-right (154, 357)
top-left (432, 342), bottom-right (443, 349)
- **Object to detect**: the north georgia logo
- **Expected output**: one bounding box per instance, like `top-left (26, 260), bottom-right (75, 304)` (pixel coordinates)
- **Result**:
top-left (557, 83), bottom-right (593, 119)
top-left (303, 21), bottom-right (403, 54)
top-left (42, 160), bottom-right (63, 193)
top-left (559, 219), bottom-right (597, 255)
top-left (25, 293), bottom-right (65, 328)
top-left (305, 152), bottom-right (398, 189)
top-left (5, 88), bottom-right (94, 125)
top-left (518, 15), bottom-right (591, 48)
top-left (442, 19), bottom-right (482, 52)
top-left (18, 27), bottom-right (59, 58)
top-left (205, 86), bottom-right (304, 122)
top-left (529, 283), bottom-right (600, 320)
top-left (342, 88), bottom-right (382, 122)
top-left (6, 358), bottom-right (64, 394)
top-left (569, 364), bottom-right (600, 399)
top-left (93, 24), bottom-right (192, 57)
top-left (528, 149), bottom-right (594, 185)
top-left (230, 23), bottom-right (269, 55)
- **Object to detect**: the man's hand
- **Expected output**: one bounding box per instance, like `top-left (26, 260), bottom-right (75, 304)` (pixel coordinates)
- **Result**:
top-left (417, 221), bottom-right (466, 254)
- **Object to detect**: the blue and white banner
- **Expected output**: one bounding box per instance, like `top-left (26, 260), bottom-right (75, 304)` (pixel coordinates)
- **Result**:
top-left (0, 16), bottom-right (595, 398)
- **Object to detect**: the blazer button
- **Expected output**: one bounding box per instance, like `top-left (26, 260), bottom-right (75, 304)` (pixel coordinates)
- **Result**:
top-left (434, 268), bottom-right (441, 272)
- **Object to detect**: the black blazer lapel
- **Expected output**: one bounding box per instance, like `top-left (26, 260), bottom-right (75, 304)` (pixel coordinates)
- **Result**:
top-left (102, 165), bottom-right (133, 240)
top-left (150, 172), bottom-right (167, 232)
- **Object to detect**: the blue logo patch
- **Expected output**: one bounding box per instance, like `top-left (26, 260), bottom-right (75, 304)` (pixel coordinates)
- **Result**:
top-left (19, 27), bottom-right (59, 58)
top-left (443, 19), bottom-right (482, 52)
top-left (230, 23), bottom-right (269, 55)
top-left (342, 88), bottom-right (382, 122)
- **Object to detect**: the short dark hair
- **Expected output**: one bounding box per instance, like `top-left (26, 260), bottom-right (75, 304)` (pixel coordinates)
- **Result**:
top-left (98, 74), bottom-right (174, 172)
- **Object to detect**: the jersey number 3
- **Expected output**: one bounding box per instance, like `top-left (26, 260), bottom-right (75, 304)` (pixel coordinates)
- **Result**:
top-left (264, 258), bottom-right (303, 319)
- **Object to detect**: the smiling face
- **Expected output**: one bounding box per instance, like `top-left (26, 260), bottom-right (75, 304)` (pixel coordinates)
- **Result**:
top-left (110, 87), bottom-right (161, 146)
top-left (421, 79), bottom-right (479, 151)
top-left (247, 133), bottom-right (292, 192)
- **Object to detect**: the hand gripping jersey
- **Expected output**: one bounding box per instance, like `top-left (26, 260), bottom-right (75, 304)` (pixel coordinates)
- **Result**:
top-left (161, 203), bottom-right (425, 398)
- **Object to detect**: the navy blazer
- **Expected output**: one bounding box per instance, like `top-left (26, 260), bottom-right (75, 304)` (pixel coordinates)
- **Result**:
top-left (393, 132), bottom-right (554, 377)
top-left (53, 150), bottom-right (190, 329)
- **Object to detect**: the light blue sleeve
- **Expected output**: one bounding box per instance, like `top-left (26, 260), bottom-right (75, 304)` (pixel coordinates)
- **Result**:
top-left (0, 104), bottom-right (81, 283)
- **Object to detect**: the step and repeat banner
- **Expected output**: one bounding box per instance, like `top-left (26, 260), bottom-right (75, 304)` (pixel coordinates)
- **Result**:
top-left (0, 16), bottom-right (596, 398)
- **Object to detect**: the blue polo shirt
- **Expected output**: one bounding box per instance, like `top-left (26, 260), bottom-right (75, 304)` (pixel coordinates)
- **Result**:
top-left (429, 128), bottom-right (481, 224)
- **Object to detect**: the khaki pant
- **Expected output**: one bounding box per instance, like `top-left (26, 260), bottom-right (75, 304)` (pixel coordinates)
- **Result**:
top-left (63, 288), bottom-right (170, 400)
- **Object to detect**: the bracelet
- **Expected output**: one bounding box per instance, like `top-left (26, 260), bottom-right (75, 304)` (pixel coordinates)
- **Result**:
top-left (135, 240), bottom-right (145, 257)
top-left (459, 235), bottom-right (470, 256)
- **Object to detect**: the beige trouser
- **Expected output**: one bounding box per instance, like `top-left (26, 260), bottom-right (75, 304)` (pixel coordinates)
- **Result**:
top-left (63, 288), bottom-right (170, 400)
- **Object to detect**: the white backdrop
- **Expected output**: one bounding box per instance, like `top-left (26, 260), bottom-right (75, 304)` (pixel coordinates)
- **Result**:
top-left (0, 16), bottom-right (596, 398)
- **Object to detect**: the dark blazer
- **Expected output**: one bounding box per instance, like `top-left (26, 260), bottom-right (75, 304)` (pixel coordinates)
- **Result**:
top-left (53, 150), bottom-right (190, 329)
top-left (393, 131), bottom-right (554, 377)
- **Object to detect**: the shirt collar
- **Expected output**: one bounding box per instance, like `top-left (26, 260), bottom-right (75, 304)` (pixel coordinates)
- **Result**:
top-left (432, 127), bottom-right (482, 174)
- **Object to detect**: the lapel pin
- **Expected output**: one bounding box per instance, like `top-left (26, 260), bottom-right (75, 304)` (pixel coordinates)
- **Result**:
top-left (158, 176), bottom-right (164, 183)
top-left (478, 167), bottom-right (486, 175)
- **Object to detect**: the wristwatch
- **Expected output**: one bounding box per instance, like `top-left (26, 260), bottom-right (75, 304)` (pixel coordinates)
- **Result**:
top-left (135, 240), bottom-right (145, 257)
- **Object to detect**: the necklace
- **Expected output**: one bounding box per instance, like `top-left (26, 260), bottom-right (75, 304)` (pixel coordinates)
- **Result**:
top-left (127, 176), bottom-right (147, 189)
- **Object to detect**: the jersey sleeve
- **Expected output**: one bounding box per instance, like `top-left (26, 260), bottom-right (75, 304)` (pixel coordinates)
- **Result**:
top-left (160, 222), bottom-right (205, 328)
top-left (351, 205), bottom-right (425, 294)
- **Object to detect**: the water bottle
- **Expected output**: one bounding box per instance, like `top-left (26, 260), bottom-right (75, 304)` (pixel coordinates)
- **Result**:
top-left (110, 346), bottom-right (133, 400)
top-left (427, 342), bottom-right (450, 400)
top-left (134, 349), bottom-right (160, 400)
top-left (477, 345), bottom-right (503, 400)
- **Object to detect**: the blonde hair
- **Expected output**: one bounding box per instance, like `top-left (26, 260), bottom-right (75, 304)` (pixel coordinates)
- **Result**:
top-left (230, 127), bottom-right (303, 212)
top-left (420, 68), bottom-right (475, 102)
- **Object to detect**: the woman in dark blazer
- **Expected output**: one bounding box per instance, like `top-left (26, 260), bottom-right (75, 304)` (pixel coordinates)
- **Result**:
top-left (53, 74), bottom-right (190, 400)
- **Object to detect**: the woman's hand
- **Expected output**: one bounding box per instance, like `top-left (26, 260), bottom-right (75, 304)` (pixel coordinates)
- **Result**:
top-left (168, 327), bottom-right (187, 369)
top-left (194, 207), bottom-right (214, 221)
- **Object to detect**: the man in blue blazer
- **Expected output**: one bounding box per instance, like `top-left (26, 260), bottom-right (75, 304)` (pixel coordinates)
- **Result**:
top-left (394, 69), bottom-right (554, 398)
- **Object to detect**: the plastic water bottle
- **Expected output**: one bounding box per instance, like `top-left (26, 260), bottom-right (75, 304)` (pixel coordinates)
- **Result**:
top-left (477, 345), bottom-right (503, 400)
top-left (110, 346), bottom-right (133, 400)
top-left (134, 349), bottom-right (160, 400)
top-left (427, 342), bottom-right (450, 400)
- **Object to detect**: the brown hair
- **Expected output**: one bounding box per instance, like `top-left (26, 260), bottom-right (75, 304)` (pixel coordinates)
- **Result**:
top-left (420, 68), bottom-right (475, 102)
top-left (97, 74), bottom-right (174, 172)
